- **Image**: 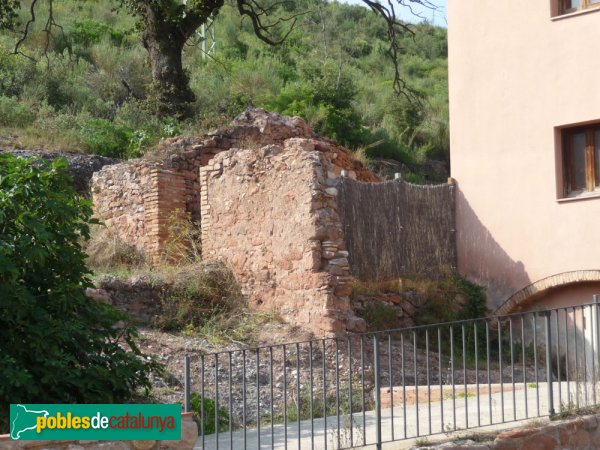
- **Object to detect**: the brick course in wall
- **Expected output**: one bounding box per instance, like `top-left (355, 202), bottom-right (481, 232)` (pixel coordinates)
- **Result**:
top-left (92, 164), bottom-right (187, 264)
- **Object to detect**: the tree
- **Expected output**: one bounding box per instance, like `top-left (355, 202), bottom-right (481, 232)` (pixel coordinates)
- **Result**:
top-left (0, 0), bottom-right (434, 116)
top-left (0, 155), bottom-right (160, 433)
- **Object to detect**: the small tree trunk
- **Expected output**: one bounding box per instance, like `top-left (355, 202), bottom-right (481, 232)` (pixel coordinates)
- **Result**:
top-left (142, 9), bottom-right (196, 117)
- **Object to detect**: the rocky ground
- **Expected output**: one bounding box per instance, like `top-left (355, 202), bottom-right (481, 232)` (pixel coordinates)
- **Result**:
top-left (138, 321), bottom-right (546, 429)
top-left (1, 145), bottom-right (119, 194)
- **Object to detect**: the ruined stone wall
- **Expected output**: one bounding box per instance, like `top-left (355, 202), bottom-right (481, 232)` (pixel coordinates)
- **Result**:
top-left (201, 137), bottom-right (370, 335)
top-left (91, 163), bottom-right (186, 264)
top-left (90, 109), bottom-right (317, 263)
top-left (91, 110), bottom-right (424, 335)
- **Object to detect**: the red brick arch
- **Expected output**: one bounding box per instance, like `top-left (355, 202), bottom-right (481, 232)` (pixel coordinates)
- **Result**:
top-left (494, 270), bottom-right (600, 316)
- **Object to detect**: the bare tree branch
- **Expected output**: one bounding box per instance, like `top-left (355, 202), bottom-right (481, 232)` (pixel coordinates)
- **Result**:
top-left (13, 0), bottom-right (63, 64)
top-left (13, 0), bottom-right (39, 58)
top-left (361, 0), bottom-right (437, 100)
top-left (236, 0), bottom-right (304, 45)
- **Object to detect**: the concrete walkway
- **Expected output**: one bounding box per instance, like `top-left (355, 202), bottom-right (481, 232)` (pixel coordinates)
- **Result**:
top-left (195, 381), bottom-right (598, 450)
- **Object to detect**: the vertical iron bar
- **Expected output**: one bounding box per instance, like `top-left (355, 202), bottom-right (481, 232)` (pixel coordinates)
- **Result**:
top-left (374, 334), bottom-right (382, 450)
top-left (283, 345), bottom-right (287, 450)
top-left (426, 329), bottom-right (431, 435)
top-left (450, 326), bottom-right (455, 431)
top-left (270, 348), bottom-right (274, 450)
top-left (201, 355), bottom-right (205, 449)
top-left (361, 335), bottom-right (366, 446)
top-left (486, 321), bottom-right (491, 425)
top-left (256, 350), bottom-right (260, 450)
top-left (438, 327), bottom-right (444, 433)
top-left (335, 338), bottom-right (340, 450)
top-left (309, 341), bottom-right (314, 450)
top-left (296, 343), bottom-right (301, 450)
top-left (229, 352), bottom-right (233, 450)
top-left (388, 334), bottom-right (394, 441)
top-left (533, 314), bottom-right (539, 416)
top-left (413, 330), bottom-right (419, 436)
top-left (574, 308), bottom-right (579, 410)
top-left (348, 336), bottom-right (354, 447)
top-left (475, 322), bottom-right (480, 427)
top-left (582, 306), bottom-right (588, 406)
top-left (565, 309), bottom-right (570, 409)
top-left (555, 311), bottom-right (561, 412)
top-left (498, 320), bottom-right (504, 423)
top-left (323, 339), bottom-right (327, 450)
top-left (348, 338), bottom-right (353, 448)
top-left (401, 332), bottom-right (406, 439)
top-left (510, 319), bottom-right (516, 421)
top-left (243, 350), bottom-right (247, 449)
top-left (544, 311), bottom-right (555, 416)
top-left (591, 303), bottom-right (597, 406)
top-left (521, 316), bottom-right (528, 419)
top-left (184, 355), bottom-right (191, 413)
top-left (462, 324), bottom-right (468, 429)
top-left (215, 353), bottom-right (219, 450)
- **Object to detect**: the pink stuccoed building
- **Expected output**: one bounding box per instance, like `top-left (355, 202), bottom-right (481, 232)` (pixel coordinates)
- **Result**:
top-left (448, 0), bottom-right (600, 314)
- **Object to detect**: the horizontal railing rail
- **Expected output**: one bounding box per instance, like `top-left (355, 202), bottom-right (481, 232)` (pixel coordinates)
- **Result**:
top-left (186, 296), bottom-right (600, 450)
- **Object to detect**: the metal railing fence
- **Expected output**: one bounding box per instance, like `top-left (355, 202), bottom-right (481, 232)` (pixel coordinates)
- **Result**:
top-left (185, 296), bottom-right (600, 450)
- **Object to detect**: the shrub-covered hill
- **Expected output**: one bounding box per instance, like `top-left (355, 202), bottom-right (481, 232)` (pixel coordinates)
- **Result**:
top-left (0, 0), bottom-right (448, 182)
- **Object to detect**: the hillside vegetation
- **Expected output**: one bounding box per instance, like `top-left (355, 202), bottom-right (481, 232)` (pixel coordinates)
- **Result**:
top-left (0, 0), bottom-right (448, 181)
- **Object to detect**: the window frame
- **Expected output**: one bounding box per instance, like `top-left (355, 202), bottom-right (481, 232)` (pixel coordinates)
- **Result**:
top-left (562, 123), bottom-right (600, 198)
top-left (559, 0), bottom-right (600, 15)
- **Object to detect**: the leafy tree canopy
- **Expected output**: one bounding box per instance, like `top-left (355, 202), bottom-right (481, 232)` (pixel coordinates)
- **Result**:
top-left (0, 0), bottom-right (435, 115)
top-left (0, 155), bottom-right (161, 432)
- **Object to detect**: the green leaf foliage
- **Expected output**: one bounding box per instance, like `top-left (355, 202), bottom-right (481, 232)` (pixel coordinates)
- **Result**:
top-left (0, 155), bottom-right (161, 433)
top-left (0, 0), bottom-right (449, 179)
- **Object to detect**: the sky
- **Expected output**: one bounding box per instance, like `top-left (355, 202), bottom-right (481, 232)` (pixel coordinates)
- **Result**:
top-left (340, 0), bottom-right (448, 27)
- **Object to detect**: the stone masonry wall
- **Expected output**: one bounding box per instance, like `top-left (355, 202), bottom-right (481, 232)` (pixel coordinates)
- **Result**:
top-left (201, 137), bottom-right (373, 335)
top-left (91, 164), bottom-right (186, 264)
top-left (91, 109), bottom-right (382, 334)
top-left (91, 109), bottom-right (321, 263)
top-left (419, 413), bottom-right (600, 450)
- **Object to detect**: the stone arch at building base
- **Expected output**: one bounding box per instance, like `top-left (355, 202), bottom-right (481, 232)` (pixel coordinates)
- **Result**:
top-left (495, 270), bottom-right (600, 315)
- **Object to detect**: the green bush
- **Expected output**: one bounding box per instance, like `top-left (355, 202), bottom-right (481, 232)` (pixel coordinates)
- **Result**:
top-left (0, 155), bottom-right (161, 434)
top-left (360, 301), bottom-right (399, 332)
top-left (70, 19), bottom-right (125, 46)
top-left (413, 277), bottom-right (488, 326)
top-left (0, 46), bottom-right (37, 98)
top-left (155, 262), bottom-right (242, 332)
top-left (0, 96), bottom-right (35, 127)
top-left (190, 393), bottom-right (229, 435)
top-left (80, 118), bottom-right (131, 157)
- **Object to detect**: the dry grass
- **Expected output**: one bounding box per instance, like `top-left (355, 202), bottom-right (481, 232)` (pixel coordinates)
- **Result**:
top-left (350, 278), bottom-right (403, 297)
top-left (85, 225), bottom-right (148, 273)
top-left (0, 126), bottom-right (82, 152)
top-left (161, 209), bottom-right (202, 265)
